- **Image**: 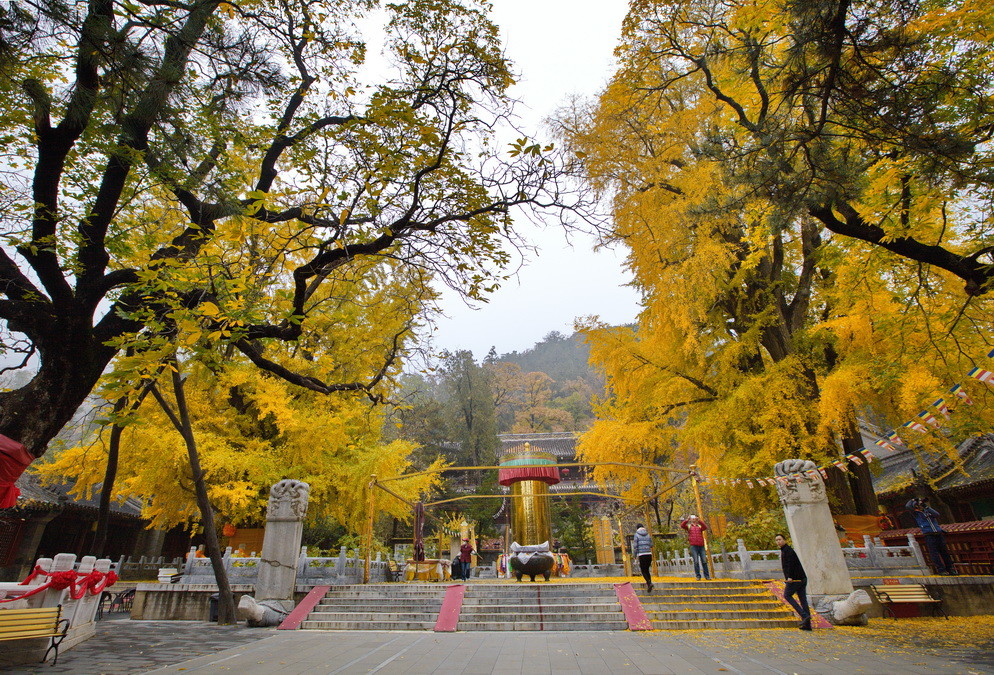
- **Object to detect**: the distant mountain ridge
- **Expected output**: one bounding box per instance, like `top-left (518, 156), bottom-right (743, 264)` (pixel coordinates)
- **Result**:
top-left (497, 331), bottom-right (600, 387)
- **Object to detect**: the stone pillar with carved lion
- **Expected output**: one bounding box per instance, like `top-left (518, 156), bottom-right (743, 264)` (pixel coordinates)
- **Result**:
top-left (238, 479), bottom-right (310, 627)
top-left (774, 459), bottom-right (871, 625)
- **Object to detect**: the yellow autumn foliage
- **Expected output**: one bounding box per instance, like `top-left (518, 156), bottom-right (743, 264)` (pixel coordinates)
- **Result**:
top-left (563, 0), bottom-right (994, 513)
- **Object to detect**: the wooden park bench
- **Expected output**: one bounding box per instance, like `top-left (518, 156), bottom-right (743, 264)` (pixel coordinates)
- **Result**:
top-left (0, 605), bottom-right (70, 665)
top-left (871, 583), bottom-right (948, 620)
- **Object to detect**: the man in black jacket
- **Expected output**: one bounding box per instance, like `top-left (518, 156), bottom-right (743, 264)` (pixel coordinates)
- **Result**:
top-left (775, 533), bottom-right (812, 631)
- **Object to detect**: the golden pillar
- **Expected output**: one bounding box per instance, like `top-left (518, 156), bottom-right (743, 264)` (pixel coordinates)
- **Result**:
top-left (510, 479), bottom-right (553, 545)
top-left (498, 444), bottom-right (560, 547)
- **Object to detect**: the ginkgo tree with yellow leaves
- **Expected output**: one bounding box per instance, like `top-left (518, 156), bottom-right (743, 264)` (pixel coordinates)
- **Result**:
top-left (0, 0), bottom-right (573, 460)
top-left (562, 0), bottom-right (994, 517)
top-left (39, 360), bottom-right (443, 534)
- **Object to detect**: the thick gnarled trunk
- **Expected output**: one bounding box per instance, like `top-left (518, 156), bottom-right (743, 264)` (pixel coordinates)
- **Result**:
top-left (0, 337), bottom-right (112, 457)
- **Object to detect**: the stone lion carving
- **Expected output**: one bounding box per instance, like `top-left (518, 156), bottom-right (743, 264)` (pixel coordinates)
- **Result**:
top-left (774, 459), bottom-right (817, 476)
top-left (832, 589), bottom-right (872, 624)
top-left (267, 479), bottom-right (311, 521)
top-left (238, 595), bottom-right (291, 627)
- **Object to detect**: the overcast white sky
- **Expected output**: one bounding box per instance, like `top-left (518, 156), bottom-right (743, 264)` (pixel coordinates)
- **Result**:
top-left (427, 1), bottom-right (641, 360)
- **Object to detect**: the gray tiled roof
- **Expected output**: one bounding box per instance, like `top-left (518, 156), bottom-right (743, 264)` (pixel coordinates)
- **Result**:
top-left (868, 432), bottom-right (994, 496)
top-left (11, 471), bottom-right (144, 517)
top-left (498, 432), bottom-right (577, 458)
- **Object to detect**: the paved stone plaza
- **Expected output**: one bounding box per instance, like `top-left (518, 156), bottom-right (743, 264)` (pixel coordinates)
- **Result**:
top-left (6, 617), bottom-right (994, 674)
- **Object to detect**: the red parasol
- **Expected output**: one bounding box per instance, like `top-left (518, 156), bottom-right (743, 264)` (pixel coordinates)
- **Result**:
top-left (0, 433), bottom-right (33, 508)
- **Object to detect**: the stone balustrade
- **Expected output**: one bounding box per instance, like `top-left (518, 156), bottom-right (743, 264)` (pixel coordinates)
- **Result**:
top-left (178, 545), bottom-right (406, 586)
top-left (655, 534), bottom-right (930, 579)
top-left (0, 553), bottom-right (115, 667)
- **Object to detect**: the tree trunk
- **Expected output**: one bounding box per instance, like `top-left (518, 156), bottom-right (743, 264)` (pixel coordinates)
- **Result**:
top-left (93, 417), bottom-right (125, 558)
top-left (0, 336), bottom-right (112, 456)
top-left (151, 366), bottom-right (237, 624)
top-left (94, 377), bottom-right (158, 556)
top-left (842, 421), bottom-right (879, 515)
top-left (823, 466), bottom-right (857, 514)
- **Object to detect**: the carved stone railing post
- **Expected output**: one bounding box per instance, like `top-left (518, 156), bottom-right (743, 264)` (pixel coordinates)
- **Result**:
top-left (907, 533), bottom-right (929, 573)
top-left (737, 539), bottom-right (751, 576)
top-left (238, 479), bottom-right (310, 627)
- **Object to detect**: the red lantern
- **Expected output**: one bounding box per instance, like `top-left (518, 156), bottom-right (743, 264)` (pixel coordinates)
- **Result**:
top-left (222, 523), bottom-right (237, 538)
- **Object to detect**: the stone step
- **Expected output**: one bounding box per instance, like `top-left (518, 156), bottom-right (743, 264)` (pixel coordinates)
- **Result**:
top-left (458, 607), bottom-right (621, 620)
top-left (301, 620), bottom-right (435, 631)
top-left (320, 591), bottom-right (448, 599)
top-left (635, 586), bottom-right (773, 597)
top-left (456, 620), bottom-right (628, 631)
top-left (462, 599), bottom-right (621, 614)
top-left (316, 600), bottom-right (443, 610)
top-left (461, 592), bottom-right (616, 603)
top-left (639, 580), bottom-right (762, 587)
top-left (307, 611), bottom-right (443, 622)
top-left (646, 608), bottom-right (796, 621)
top-left (650, 618), bottom-right (800, 630)
top-left (642, 600), bottom-right (788, 612)
top-left (639, 592), bottom-right (774, 602)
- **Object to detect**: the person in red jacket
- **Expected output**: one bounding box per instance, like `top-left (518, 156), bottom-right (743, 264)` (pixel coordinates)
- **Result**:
top-left (457, 538), bottom-right (475, 581)
top-left (680, 514), bottom-right (710, 580)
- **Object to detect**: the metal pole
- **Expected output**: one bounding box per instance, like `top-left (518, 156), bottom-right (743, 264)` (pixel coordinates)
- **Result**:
top-left (617, 518), bottom-right (631, 577)
top-left (690, 465), bottom-right (712, 579)
top-left (364, 474), bottom-right (376, 584)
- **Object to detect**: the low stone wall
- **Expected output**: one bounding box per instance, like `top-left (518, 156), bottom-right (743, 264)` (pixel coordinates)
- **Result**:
top-left (131, 583), bottom-right (255, 621)
top-left (570, 563), bottom-right (624, 578)
top-left (852, 575), bottom-right (994, 618)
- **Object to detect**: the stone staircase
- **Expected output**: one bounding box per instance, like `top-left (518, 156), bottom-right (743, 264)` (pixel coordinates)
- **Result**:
top-left (296, 580), bottom-right (800, 631)
top-left (636, 579), bottom-right (800, 629)
top-left (300, 583), bottom-right (447, 630)
top-left (458, 583), bottom-right (627, 631)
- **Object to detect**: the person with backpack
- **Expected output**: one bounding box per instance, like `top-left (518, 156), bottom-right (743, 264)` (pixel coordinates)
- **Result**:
top-left (632, 523), bottom-right (654, 592)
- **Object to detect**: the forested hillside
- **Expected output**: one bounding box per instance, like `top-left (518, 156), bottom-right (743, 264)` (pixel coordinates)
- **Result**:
top-left (497, 331), bottom-right (602, 390)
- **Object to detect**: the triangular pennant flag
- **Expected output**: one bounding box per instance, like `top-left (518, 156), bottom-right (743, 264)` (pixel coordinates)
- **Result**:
top-left (848, 454), bottom-right (864, 466)
top-left (818, 468), bottom-right (829, 479)
top-left (876, 439), bottom-right (896, 453)
top-left (746, 480), bottom-right (754, 488)
top-left (932, 398), bottom-right (951, 420)
top-left (917, 410), bottom-right (941, 428)
top-left (950, 384), bottom-right (974, 406)
top-left (968, 367), bottom-right (994, 385)
top-left (903, 419), bottom-right (929, 433)
top-left (988, 348), bottom-right (994, 358)
top-left (886, 430), bottom-right (905, 446)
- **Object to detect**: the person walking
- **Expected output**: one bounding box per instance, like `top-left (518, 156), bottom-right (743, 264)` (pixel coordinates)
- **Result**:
top-left (906, 497), bottom-right (956, 575)
top-left (775, 533), bottom-right (812, 631)
top-left (680, 514), bottom-right (710, 580)
top-left (632, 523), bottom-right (654, 593)
top-left (458, 538), bottom-right (475, 581)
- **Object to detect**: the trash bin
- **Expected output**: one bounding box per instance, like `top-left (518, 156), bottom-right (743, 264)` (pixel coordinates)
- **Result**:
top-left (209, 593), bottom-right (219, 622)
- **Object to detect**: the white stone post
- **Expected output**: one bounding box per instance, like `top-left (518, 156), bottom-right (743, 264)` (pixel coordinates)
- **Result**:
top-left (237, 479), bottom-right (310, 627)
top-left (774, 459), bottom-right (853, 596)
top-left (774, 459), bottom-right (872, 625)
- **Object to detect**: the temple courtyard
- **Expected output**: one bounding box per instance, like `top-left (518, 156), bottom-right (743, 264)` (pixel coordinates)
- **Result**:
top-left (5, 616), bottom-right (994, 674)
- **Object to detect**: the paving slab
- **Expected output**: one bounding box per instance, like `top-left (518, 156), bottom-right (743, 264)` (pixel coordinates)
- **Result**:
top-left (142, 622), bottom-right (994, 674)
top-left (4, 619), bottom-right (272, 675)
top-left (6, 614), bottom-right (994, 674)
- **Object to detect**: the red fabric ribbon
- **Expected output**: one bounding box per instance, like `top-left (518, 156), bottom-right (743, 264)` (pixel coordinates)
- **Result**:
top-left (19, 564), bottom-right (49, 585)
top-left (0, 433), bottom-right (33, 508)
top-left (0, 567), bottom-right (118, 603)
